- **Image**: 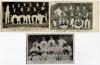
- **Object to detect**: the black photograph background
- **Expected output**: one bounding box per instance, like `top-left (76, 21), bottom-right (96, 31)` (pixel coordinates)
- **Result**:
top-left (2, 2), bottom-right (49, 28)
top-left (50, 3), bottom-right (93, 30)
top-left (27, 34), bottom-right (73, 63)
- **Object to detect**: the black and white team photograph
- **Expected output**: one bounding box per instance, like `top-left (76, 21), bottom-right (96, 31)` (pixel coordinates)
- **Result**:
top-left (2, 2), bottom-right (49, 31)
top-left (26, 34), bottom-right (74, 64)
top-left (50, 2), bottom-right (93, 30)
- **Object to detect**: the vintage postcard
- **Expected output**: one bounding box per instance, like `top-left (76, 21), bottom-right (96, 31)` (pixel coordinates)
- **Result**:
top-left (26, 33), bottom-right (74, 64)
top-left (0, 1), bottom-right (99, 32)
top-left (50, 1), bottom-right (99, 32)
top-left (1, 2), bottom-right (49, 32)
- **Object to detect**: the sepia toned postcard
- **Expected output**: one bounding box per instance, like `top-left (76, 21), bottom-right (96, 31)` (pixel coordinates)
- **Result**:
top-left (50, 1), bottom-right (99, 32)
top-left (0, 1), bottom-right (99, 32)
top-left (1, 2), bottom-right (49, 32)
top-left (26, 33), bottom-right (74, 64)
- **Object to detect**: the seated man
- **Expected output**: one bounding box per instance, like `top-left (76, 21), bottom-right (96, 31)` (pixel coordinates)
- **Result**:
top-left (30, 44), bottom-right (39, 54)
top-left (18, 15), bottom-right (26, 24)
top-left (74, 17), bottom-right (84, 29)
top-left (31, 15), bottom-right (38, 24)
top-left (59, 18), bottom-right (69, 29)
top-left (62, 44), bottom-right (71, 61)
top-left (37, 13), bottom-right (45, 24)
top-left (30, 44), bottom-right (40, 63)
top-left (25, 15), bottom-right (31, 24)
top-left (11, 14), bottom-right (18, 24)
top-left (52, 20), bottom-right (58, 29)
top-left (84, 17), bottom-right (91, 29)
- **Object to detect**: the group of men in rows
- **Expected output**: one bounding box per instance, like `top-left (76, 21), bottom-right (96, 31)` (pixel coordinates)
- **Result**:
top-left (5, 3), bottom-right (47, 25)
top-left (28, 36), bottom-right (72, 63)
top-left (52, 5), bottom-right (92, 29)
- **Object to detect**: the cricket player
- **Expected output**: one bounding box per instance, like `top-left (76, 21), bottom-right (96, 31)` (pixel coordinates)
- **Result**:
top-left (47, 36), bottom-right (57, 61)
top-left (55, 44), bottom-right (60, 61)
top-left (33, 39), bottom-right (43, 62)
top-left (74, 17), bottom-right (84, 29)
top-left (30, 44), bottom-right (39, 53)
top-left (75, 6), bottom-right (80, 16)
top-left (70, 17), bottom-right (75, 29)
top-left (5, 5), bottom-right (10, 24)
top-left (37, 13), bottom-right (44, 24)
top-left (31, 15), bottom-right (37, 24)
top-left (48, 36), bottom-right (56, 47)
top-left (52, 20), bottom-right (57, 29)
top-left (67, 44), bottom-right (72, 60)
top-left (58, 18), bottom-right (62, 27)
top-left (30, 44), bottom-right (40, 63)
top-left (19, 15), bottom-right (26, 24)
top-left (26, 15), bottom-right (31, 24)
top-left (33, 39), bottom-right (40, 50)
top-left (44, 13), bottom-right (47, 22)
top-left (11, 15), bottom-right (18, 24)
top-left (54, 7), bottom-right (63, 17)
top-left (25, 7), bottom-right (31, 24)
top-left (18, 3), bottom-right (20, 8)
top-left (81, 6), bottom-right (88, 19)
top-left (62, 45), bottom-right (70, 61)
top-left (69, 5), bottom-right (74, 17)
top-left (84, 18), bottom-right (91, 29)
top-left (63, 6), bottom-right (69, 17)
top-left (32, 53), bottom-right (39, 63)
top-left (57, 36), bottom-right (67, 61)
top-left (57, 36), bottom-right (67, 52)
top-left (47, 41), bottom-right (56, 62)
top-left (60, 18), bottom-right (69, 29)
top-left (40, 37), bottom-right (48, 62)
top-left (40, 37), bottom-right (48, 49)
top-left (28, 55), bottom-right (33, 63)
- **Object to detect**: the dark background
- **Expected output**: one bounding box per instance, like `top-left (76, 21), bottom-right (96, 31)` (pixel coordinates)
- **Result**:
top-left (50, 3), bottom-right (93, 30)
top-left (27, 34), bottom-right (73, 60)
top-left (2, 2), bottom-right (49, 24)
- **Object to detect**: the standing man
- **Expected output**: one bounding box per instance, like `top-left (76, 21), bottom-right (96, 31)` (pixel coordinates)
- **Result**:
top-left (40, 37), bottom-right (48, 52)
top-left (81, 6), bottom-right (88, 20)
top-left (48, 36), bottom-right (56, 47)
top-left (40, 37), bottom-right (48, 62)
top-left (47, 36), bottom-right (57, 61)
top-left (75, 6), bottom-right (81, 17)
top-left (54, 7), bottom-right (63, 17)
top-left (69, 5), bottom-right (74, 17)
top-left (5, 5), bottom-right (10, 24)
top-left (26, 7), bottom-right (31, 24)
top-left (57, 36), bottom-right (67, 52)
top-left (57, 36), bottom-right (67, 61)
top-left (63, 6), bottom-right (69, 17)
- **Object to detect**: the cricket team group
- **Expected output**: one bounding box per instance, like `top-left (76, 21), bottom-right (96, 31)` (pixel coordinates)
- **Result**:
top-left (51, 4), bottom-right (92, 29)
top-left (28, 36), bottom-right (72, 63)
